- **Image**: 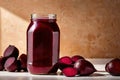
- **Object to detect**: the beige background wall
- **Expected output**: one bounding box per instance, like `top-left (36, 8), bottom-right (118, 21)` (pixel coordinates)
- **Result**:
top-left (0, 0), bottom-right (120, 58)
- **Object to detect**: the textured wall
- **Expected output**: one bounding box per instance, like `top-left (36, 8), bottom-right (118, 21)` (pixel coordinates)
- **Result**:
top-left (0, 0), bottom-right (120, 58)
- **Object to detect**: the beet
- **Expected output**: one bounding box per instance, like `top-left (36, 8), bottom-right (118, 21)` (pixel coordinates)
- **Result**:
top-left (0, 64), bottom-right (4, 71)
top-left (48, 62), bottom-right (59, 74)
top-left (105, 58), bottom-right (120, 76)
top-left (19, 54), bottom-right (27, 71)
top-left (59, 56), bottom-right (73, 70)
top-left (105, 62), bottom-right (109, 72)
top-left (0, 57), bottom-right (7, 71)
top-left (74, 59), bottom-right (96, 76)
top-left (4, 57), bottom-right (18, 72)
top-left (3, 45), bottom-right (19, 59)
top-left (71, 55), bottom-right (84, 63)
top-left (62, 67), bottom-right (77, 77)
top-left (59, 63), bottom-right (73, 70)
top-left (16, 60), bottom-right (21, 72)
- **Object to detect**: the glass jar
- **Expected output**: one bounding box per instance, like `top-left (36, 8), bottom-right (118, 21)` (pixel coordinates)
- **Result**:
top-left (27, 14), bottom-right (60, 74)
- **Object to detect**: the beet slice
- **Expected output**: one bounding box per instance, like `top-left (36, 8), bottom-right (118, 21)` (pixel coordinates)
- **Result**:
top-left (4, 57), bottom-right (18, 72)
top-left (59, 56), bottom-right (73, 70)
top-left (105, 58), bottom-right (120, 76)
top-left (74, 59), bottom-right (96, 76)
top-left (62, 67), bottom-right (77, 77)
top-left (48, 62), bottom-right (59, 74)
top-left (59, 56), bottom-right (72, 65)
top-left (71, 55), bottom-right (84, 63)
top-left (19, 54), bottom-right (27, 71)
top-left (3, 45), bottom-right (19, 59)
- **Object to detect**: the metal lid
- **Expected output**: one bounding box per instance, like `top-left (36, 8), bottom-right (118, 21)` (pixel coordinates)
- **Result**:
top-left (31, 14), bottom-right (56, 19)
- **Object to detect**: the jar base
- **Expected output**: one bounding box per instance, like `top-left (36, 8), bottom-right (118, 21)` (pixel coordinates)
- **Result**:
top-left (27, 64), bottom-right (52, 74)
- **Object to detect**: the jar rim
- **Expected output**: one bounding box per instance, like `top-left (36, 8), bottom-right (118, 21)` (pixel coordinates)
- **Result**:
top-left (31, 14), bottom-right (56, 19)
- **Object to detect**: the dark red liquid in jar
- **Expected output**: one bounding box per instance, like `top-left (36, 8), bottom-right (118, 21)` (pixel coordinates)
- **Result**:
top-left (27, 14), bottom-right (60, 74)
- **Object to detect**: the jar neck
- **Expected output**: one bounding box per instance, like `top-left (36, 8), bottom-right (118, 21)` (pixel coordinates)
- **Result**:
top-left (31, 14), bottom-right (57, 22)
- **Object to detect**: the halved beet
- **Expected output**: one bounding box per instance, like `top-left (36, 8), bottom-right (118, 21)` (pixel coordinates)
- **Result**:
top-left (59, 56), bottom-right (72, 65)
top-left (3, 45), bottom-right (19, 59)
top-left (19, 54), bottom-right (27, 71)
top-left (71, 55), bottom-right (84, 63)
top-left (4, 57), bottom-right (18, 72)
top-left (74, 59), bottom-right (96, 76)
top-left (62, 67), bottom-right (77, 77)
top-left (48, 62), bottom-right (59, 74)
top-left (59, 56), bottom-right (73, 70)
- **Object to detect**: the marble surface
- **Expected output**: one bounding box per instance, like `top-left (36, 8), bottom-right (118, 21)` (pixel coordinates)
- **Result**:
top-left (0, 59), bottom-right (120, 80)
top-left (1, 0), bottom-right (120, 58)
top-left (0, 71), bottom-right (120, 80)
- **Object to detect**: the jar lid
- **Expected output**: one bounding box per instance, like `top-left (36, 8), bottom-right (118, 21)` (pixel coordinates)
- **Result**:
top-left (48, 14), bottom-right (56, 19)
top-left (31, 14), bottom-right (56, 19)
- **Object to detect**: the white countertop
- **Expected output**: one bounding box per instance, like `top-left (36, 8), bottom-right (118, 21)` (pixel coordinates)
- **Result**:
top-left (0, 59), bottom-right (120, 80)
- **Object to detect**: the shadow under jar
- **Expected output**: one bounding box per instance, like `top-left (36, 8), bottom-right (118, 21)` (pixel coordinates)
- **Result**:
top-left (27, 14), bottom-right (60, 74)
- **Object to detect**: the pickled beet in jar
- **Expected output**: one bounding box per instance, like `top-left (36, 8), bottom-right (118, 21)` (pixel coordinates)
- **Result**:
top-left (27, 14), bottom-right (60, 74)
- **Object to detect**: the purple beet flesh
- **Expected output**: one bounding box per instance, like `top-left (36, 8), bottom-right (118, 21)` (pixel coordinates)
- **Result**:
top-left (3, 45), bottom-right (19, 59)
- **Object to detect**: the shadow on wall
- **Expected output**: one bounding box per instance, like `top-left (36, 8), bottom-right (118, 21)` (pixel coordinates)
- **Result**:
top-left (0, 7), bottom-right (28, 56)
top-left (0, 0), bottom-right (120, 58)
top-left (0, 0), bottom-right (67, 21)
